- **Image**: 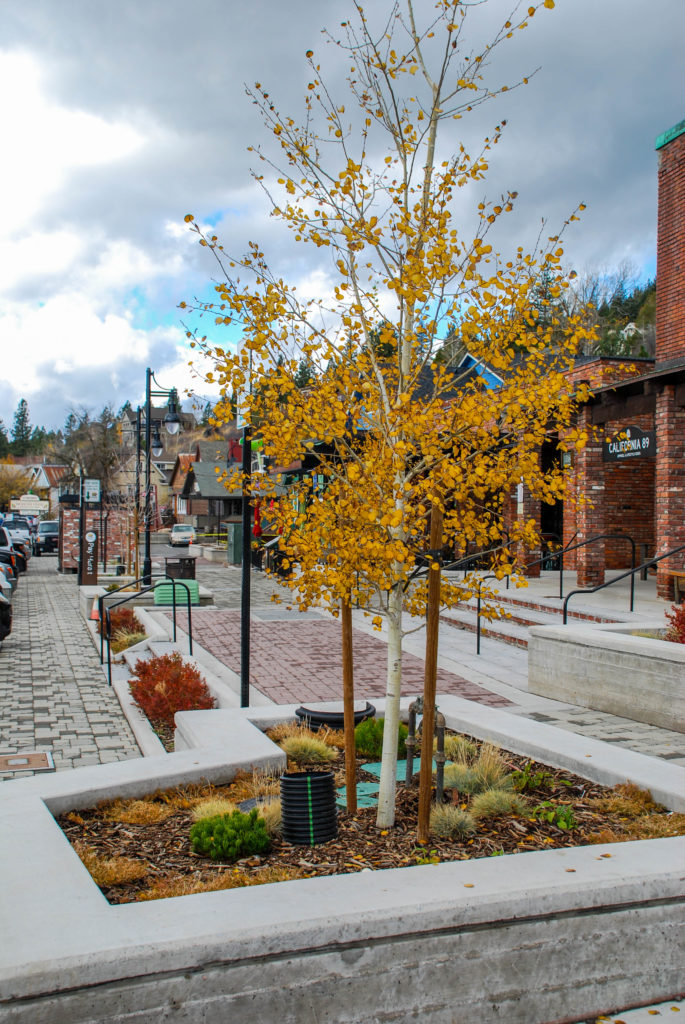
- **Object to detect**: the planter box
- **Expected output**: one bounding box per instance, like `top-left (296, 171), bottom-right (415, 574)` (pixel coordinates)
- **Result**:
top-left (1, 696), bottom-right (684, 1023)
top-left (529, 621), bottom-right (685, 733)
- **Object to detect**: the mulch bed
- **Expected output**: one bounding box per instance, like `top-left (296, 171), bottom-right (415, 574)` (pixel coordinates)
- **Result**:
top-left (56, 741), bottom-right (682, 906)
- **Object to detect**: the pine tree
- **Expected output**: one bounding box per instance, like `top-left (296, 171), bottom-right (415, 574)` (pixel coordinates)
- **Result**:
top-left (11, 400), bottom-right (32, 456)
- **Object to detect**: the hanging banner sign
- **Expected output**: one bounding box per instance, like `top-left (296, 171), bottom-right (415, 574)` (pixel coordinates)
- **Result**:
top-left (603, 425), bottom-right (655, 462)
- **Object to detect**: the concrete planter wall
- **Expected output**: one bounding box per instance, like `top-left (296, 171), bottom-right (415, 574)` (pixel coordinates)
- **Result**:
top-left (2, 697), bottom-right (684, 1023)
top-left (528, 622), bottom-right (685, 733)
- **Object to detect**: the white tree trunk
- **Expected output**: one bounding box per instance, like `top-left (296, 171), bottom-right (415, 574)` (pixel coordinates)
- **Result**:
top-left (375, 584), bottom-right (403, 828)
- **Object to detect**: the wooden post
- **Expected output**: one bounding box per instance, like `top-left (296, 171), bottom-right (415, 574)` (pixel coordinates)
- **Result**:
top-left (417, 500), bottom-right (444, 842)
top-left (341, 596), bottom-right (357, 813)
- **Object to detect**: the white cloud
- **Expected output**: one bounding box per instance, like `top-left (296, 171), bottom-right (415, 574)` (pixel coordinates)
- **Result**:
top-left (0, 51), bottom-right (144, 235)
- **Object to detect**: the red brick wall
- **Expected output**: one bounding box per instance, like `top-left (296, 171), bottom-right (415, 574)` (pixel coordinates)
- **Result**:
top-left (59, 507), bottom-right (136, 572)
top-left (656, 130), bottom-right (685, 363)
top-left (655, 385), bottom-right (685, 598)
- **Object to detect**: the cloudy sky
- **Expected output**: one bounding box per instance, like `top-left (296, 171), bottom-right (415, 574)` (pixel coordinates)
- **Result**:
top-left (1, 0), bottom-right (682, 433)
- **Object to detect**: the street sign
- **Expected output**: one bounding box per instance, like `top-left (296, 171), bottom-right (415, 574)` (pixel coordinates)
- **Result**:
top-left (84, 479), bottom-right (101, 504)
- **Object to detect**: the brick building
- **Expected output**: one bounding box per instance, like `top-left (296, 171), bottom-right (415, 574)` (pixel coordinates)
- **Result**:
top-left (514, 119), bottom-right (685, 598)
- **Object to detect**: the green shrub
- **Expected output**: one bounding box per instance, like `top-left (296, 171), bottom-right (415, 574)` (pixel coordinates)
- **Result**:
top-left (354, 717), bottom-right (407, 759)
top-left (430, 804), bottom-right (476, 839)
top-left (443, 735), bottom-right (477, 765)
top-left (189, 808), bottom-right (270, 862)
top-left (532, 801), bottom-right (577, 830)
top-left (280, 735), bottom-right (338, 765)
top-left (470, 790), bottom-right (528, 820)
top-left (443, 763), bottom-right (483, 795)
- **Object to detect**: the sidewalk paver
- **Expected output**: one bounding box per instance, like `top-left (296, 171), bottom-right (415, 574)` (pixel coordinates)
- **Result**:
top-left (0, 558), bottom-right (140, 781)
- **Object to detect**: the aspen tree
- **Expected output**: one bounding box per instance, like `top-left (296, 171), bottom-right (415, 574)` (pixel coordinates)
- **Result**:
top-left (185, 0), bottom-right (593, 828)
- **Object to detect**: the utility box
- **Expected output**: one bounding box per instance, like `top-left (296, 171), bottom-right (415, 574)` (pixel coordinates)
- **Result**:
top-left (225, 523), bottom-right (242, 565)
top-left (164, 556), bottom-right (196, 580)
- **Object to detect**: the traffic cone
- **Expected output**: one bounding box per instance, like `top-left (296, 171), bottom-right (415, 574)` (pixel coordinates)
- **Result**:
top-left (90, 598), bottom-right (100, 622)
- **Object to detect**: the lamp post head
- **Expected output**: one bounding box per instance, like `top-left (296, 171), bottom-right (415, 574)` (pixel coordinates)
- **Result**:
top-left (151, 426), bottom-right (164, 459)
top-left (164, 389), bottom-right (181, 435)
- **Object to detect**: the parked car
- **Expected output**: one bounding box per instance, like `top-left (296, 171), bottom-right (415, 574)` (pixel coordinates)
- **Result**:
top-left (0, 564), bottom-right (13, 600)
top-left (169, 524), bottom-right (196, 547)
top-left (2, 518), bottom-right (33, 558)
top-left (35, 520), bottom-right (59, 556)
top-left (0, 547), bottom-right (18, 590)
top-left (0, 528), bottom-right (26, 574)
top-left (0, 591), bottom-right (11, 641)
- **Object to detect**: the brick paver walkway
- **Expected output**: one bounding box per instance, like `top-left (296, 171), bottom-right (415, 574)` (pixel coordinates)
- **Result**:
top-left (0, 557), bottom-right (140, 780)
top-left (167, 607), bottom-right (513, 707)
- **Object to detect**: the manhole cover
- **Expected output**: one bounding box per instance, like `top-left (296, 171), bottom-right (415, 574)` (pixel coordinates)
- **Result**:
top-left (0, 751), bottom-right (55, 772)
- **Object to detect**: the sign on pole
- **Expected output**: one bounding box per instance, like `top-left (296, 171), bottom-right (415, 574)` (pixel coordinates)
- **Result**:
top-left (82, 530), bottom-right (98, 586)
top-left (84, 479), bottom-right (101, 504)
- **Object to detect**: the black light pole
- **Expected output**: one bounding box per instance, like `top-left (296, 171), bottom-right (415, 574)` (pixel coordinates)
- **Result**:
top-left (142, 368), bottom-right (181, 585)
top-left (240, 424), bottom-right (251, 707)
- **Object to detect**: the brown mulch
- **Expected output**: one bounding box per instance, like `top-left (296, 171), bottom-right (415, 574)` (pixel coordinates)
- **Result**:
top-left (56, 742), bottom-right (684, 906)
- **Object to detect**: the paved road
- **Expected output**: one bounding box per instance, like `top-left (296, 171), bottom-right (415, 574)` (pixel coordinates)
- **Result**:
top-left (0, 556), bottom-right (140, 781)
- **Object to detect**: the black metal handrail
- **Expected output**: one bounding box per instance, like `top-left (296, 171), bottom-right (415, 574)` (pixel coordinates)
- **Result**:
top-left (563, 543), bottom-right (685, 623)
top-left (556, 533), bottom-right (636, 605)
top-left (98, 574), bottom-right (194, 686)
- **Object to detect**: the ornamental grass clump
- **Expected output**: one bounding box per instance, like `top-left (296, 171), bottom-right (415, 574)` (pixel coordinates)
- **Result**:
top-left (129, 652), bottom-right (216, 730)
top-left (443, 735), bottom-right (478, 765)
top-left (259, 799), bottom-right (282, 838)
top-left (473, 744), bottom-right (511, 791)
top-left (190, 808), bottom-right (270, 863)
top-left (280, 734), bottom-right (338, 765)
top-left (470, 790), bottom-right (528, 821)
top-left (443, 763), bottom-right (483, 795)
top-left (191, 798), bottom-right (237, 822)
top-left (430, 805), bottom-right (476, 839)
top-left (74, 842), bottom-right (149, 887)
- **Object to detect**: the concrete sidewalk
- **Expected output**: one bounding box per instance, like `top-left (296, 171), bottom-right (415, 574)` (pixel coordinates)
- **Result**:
top-left (0, 557), bottom-right (140, 781)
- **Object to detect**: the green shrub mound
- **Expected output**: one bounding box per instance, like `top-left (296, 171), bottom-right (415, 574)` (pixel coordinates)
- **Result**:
top-left (189, 808), bottom-right (270, 863)
top-left (354, 717), bottom-right (408, 759)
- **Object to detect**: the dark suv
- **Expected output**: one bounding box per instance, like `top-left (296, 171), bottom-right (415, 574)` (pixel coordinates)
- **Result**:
top-left (35, 520), bottom-right (59, 555)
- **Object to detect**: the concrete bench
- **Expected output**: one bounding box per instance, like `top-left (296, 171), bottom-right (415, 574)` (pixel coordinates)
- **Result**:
top-left (153, 580), bottom-right (200, 606)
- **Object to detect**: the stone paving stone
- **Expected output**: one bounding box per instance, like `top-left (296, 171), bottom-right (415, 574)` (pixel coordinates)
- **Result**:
top-left (0, 558), bottom-right (140, 781)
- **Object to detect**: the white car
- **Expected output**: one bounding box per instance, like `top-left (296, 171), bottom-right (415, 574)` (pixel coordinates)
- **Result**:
top-left (169, 524), bottom-right (196, 547)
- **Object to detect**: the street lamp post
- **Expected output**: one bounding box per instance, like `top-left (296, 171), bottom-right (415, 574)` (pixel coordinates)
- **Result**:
top-left (142, 367), bottom-right (180, 585)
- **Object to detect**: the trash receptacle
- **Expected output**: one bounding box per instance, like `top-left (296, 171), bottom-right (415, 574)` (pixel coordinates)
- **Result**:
top-left (165, 556), bottom-right (196, 580)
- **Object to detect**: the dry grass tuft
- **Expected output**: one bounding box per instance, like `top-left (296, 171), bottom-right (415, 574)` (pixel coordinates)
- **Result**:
top-left (191, 798), bottom-right (237, 822)
top-left (589, 782), bottom-right (662, 818)
top-left (621, 813), bottom-right (685, 841)
top-left (430, 804), bottom-right (476, 839)
top-left (101, 799), bottom-right (175, 825)
top-left (136, 864), bottom-right (306, 902)
top-left (75, 842), bottom-right (149, 887)
top-left (111, 629), bottom-right (147, 655)
top-left (443, 735), bottom-right (478, 765)
top-left (259, 798), bottom-right (282, 837)
top-left (470, 789), bottom-right (528, 821)
top-left (280, 735), bottom-right (338, 765)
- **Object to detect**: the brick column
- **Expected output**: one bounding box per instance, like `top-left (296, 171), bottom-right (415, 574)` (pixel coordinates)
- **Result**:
top-left (575, 407), bottom-right (606, 586)
top-left (655, 385), bottom-right (685, 599)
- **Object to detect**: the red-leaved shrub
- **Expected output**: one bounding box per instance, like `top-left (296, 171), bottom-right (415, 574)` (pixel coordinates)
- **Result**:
top-left (100, 607), bottom-right (143, 638)
top-left (129, 652), bottom-right (216, 729)
top-left (665, 603), bottom-right (685, 644)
